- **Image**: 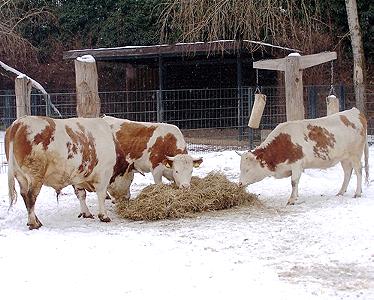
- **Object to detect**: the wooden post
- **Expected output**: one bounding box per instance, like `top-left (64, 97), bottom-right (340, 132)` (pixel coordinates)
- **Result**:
top-left (75, 55), bottom-right (100, 117)
top-left (15, 75), bottom-right (32, 118)
top-left (253, 52), bottom-right (337, 121)
top-left (284, 54), bottom-right (304, 120)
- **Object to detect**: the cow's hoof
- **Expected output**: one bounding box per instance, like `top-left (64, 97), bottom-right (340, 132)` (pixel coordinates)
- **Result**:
top-left (78, 212), bottom-right (94, 219)
top-left (354, 194), bottom-right (361, 198)
top-left (286, 201), bottom-right (295, 206)
top-left (98, 214), bottom-right (111, 222)
top-left (27, 222), bottom-right (42, 230)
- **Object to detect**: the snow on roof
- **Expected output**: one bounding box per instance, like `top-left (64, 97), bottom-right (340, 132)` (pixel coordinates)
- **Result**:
top-left (64, 40), bottom-right (301, 60)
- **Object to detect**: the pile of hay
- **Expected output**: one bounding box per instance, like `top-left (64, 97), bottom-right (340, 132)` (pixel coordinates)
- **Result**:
top-left (116, 172), bottom-right (259, 221)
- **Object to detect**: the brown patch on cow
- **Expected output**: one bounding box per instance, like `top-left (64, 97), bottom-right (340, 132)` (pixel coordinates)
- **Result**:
top-left (66, 141), bottom-right (78, 159)
top-left (110, 137), bottom-right (131, 184)
top-left (306, 124), bottom-right (336, 160)
top-left (110, 123), bottom-right (157, 182)
top-left (65, 124), bottom-right (98, 177)
top-left (4, 126), bottom-right (10, 161)
top-left (359, 112), bottom-right (367, 137)
top-left (9, 122), bottom-right (33, 164)
top-left (340, 115), bottom-right (356, 129)
top-left (115, 122), bottom-right (157, 160)
top-left (149, 133), bottom-right (186, 169)
top-left (253, 133), bottom-right (304, 171)
top-left (33, 118), bottom-right (56, 150)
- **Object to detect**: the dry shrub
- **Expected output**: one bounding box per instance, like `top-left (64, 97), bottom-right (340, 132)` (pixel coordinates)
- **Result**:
top-left (116, 172), bottom-right (260, 221)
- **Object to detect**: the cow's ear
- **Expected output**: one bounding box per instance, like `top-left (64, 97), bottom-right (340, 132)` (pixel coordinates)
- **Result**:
top-left (163, 158), bottom-right (173, 169)
top-left (193, 157), bottom-right (203, 168)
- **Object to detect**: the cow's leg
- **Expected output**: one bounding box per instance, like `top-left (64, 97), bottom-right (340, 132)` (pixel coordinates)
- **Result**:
top-left (352, 158), bottom-right (363, 198)
top-left (123, 171), bottom-right (134, 201)
top-left (337, 160), bottom-right (353, 196)
top-left (74, 186), bottom-right (94, 219)
top-left (96, 187), bottom-right (111, 223)
top-left (152, 165), bottom-right (164, 184)
top-left (287, 167), bottom-right (302, 205)
top-left (21, 182), bottom-right (43, 230)
top-left (16, 175), bottom-right (40, 229)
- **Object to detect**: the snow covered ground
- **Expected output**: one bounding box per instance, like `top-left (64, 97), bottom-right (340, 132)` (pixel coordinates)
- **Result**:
top-left (0, 132), bottom-right (373, 299)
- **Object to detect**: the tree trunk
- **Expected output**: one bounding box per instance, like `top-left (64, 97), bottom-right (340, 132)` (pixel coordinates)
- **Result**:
top-left (75, 55), bottom-right (100, 117)
top-left (345, 0), bottom-right (367, 114)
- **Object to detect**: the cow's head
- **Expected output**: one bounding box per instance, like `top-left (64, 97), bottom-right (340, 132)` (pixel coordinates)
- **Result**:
top-left (239, 151), bottom-right (270, 187)
top-left (163, 154), bottom-right (203, 188)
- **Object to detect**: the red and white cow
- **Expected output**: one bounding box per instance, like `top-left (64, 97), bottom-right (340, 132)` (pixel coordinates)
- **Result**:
top-left (96, 116), bottom-right (203, 202)
top-left (239, 108), bottom-right (369, 205)
top-left (6, 116), bottom-right (116, 229)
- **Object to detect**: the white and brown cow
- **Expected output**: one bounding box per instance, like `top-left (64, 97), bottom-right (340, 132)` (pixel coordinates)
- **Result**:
top-left (6, 116), bottom-right (116, 229)
top-left (239, 108), bottom-right (369, 205)
top-left (94, 116), bottom-right (203, 203)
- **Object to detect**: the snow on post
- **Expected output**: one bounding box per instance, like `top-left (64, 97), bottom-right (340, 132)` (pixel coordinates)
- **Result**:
top-left (75, 55), bottom-right (100, 117)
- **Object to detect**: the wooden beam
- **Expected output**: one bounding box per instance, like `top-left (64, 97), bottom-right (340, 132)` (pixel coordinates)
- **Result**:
top-left (252, 57), bottom-right (286, 71)
top-left (300, 52), bottom-right (337, 69)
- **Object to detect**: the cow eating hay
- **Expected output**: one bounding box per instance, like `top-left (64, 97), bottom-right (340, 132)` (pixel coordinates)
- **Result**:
top-left (116, 172), bottom-right (260, 221)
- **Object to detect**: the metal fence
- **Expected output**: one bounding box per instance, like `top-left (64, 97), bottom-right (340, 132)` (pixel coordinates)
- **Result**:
top-left (0, 85), bottom-right (373, 162)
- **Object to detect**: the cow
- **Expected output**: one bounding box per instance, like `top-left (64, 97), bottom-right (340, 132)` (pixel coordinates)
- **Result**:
top-left (81, 116), bottom-right (203, 204)
top-left (5, 116), bottom-right (117, 229)
top-left (239, 108), bottom-right (369, 205)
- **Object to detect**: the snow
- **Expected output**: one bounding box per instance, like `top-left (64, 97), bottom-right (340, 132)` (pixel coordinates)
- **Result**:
top-left (68, 40), bottom-right (301, 55)
top-left (76, 54), bottom-right (96, 63)
top-left (1, 133), bottom-right (373, 299)
top-left (288, 52), bottom-right (302, 57)
top-left (16, 73), bottom-right (27, 79)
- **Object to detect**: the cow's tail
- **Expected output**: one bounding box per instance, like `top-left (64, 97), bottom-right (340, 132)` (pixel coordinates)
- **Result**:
top-left (7, 141), bottom-right (17, 209)
top-left (364, 138), bottom-right (369, 185)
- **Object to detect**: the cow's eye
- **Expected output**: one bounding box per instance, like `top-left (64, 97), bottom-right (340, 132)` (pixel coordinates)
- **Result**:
top-left (175, 170), bottom-right (179, 174)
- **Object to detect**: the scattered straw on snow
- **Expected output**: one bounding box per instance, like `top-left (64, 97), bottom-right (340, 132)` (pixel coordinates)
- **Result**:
top-left (116, 172), bottom-right (260, 221)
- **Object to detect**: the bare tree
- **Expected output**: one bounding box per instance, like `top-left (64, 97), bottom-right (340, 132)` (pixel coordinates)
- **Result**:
top-left (0, 0), bottom-right (53, 65)
top-left (345, 0), bottom-right (367, 114)
top-left (160, 0), bottom-right (326, 52)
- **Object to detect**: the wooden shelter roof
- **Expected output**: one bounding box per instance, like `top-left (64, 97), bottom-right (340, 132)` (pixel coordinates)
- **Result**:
top-left (63, 40), bottom-right (301, 62)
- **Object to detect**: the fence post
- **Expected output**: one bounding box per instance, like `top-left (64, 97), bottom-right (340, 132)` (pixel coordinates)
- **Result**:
top-left (248, 87), bottom-right (254, 149)
top-left (156, 90), bottom-right (163, 122)
top-left (15, 75), bottom-right (32, 118)
top-left (237, 50), bottom-right (243, 141)
top-left (157, 55), bottom-right (164, 122)
top-left (4, 91), bottom-right (12, 127)
top-left (237, 87), bottom-right (244, 141)
top-left (339, 84), bottom-right (345, 111)
top-left (45, 94), bottom-right (51, 117)
top-left (307, 86), bottom-right (317, 119)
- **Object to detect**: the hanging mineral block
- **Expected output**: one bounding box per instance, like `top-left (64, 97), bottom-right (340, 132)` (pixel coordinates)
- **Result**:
top-left (326, 94), bottom-right (339, 115)
top-left (248, 93), bottom-right (266, 128)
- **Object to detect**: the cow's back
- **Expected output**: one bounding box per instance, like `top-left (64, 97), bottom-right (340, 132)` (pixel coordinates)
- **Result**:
top-left (7, 116), bottom-right (116, 191)
top-left (103, 116), bottom-right (187, 172)
top-left (262, 108), bottom-right (367, 169)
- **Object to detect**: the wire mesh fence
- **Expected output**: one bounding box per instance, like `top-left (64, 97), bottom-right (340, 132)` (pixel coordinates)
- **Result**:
top-left (1, 85), bottom-right (373, 172)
